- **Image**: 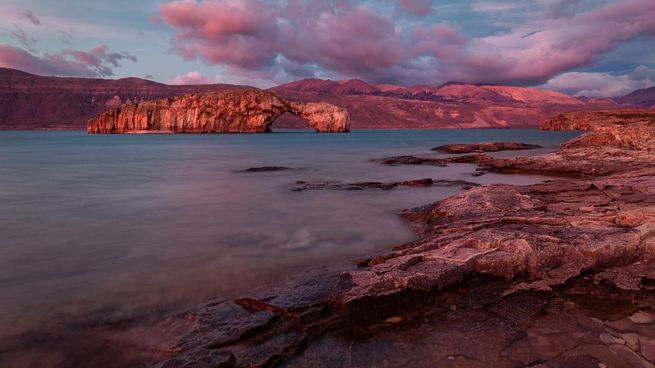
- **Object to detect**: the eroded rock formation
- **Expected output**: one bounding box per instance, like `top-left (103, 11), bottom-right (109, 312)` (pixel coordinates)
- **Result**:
top-left (86, 89), bottom-right (350, 133)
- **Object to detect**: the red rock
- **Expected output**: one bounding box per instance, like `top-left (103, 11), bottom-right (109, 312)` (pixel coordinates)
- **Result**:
top-left (86, 89), bottom-right (350, 134)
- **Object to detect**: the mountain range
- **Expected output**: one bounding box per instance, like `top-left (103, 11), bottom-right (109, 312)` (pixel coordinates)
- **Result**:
top-left (1, 67), bottom-right (653, 130)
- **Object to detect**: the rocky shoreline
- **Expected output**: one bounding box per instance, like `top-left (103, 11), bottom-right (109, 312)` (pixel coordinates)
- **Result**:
top-left (155, 110), bottom-right (655, 367)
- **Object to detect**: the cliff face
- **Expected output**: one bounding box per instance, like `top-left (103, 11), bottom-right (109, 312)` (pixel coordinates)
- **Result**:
top-left (86, 89), bottom-right (350, 133)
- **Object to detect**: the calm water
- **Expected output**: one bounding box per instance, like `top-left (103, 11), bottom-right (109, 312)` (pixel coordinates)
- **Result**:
top-left (0, 129), bottom-right (579, 342)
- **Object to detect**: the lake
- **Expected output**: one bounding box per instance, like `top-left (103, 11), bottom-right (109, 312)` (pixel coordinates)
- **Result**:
top-left (0, 129), bottom-right (579, 365)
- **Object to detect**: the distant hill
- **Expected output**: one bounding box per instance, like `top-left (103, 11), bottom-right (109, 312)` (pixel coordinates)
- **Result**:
top-left (271, 78), bottom-right (619, 129)
top-left (0, 68), bottom-right (251, 130)
top-left (615, 86), bottom-right (655, 109)
top-left (0, 68), bottom-right (634, 130)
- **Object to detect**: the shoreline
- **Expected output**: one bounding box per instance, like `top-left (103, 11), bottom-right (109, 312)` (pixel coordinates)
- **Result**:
top-left (154, 112), bottom-right (655, 367)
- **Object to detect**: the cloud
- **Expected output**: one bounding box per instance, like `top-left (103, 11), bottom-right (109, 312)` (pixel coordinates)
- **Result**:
top-left (11, 25), bottom-right (38, 53)
top-left (396, 0), bottom-right (433, 16)
top-left (466, 0), bottom-right (655, 85)
top-left (471, 1), bottom-right (526, 14)
top-left (158, 0), bottom-right (655, 86)
top-left (547, 0), bottom-right (583, 18)
top-left (0, 43), bottom-right (137, 77)
top-left (168, 71), bottom-right (209, 85)
top-left (21, 9), bottom-right (42, 26)
top-left (542, 66), bottom-right (655, 97)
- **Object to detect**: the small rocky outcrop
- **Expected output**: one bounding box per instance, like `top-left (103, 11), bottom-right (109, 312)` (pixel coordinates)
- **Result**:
top-left (86, 89), bottom-right (350, 134)
top-left (432, 142), bottom-right (541, 153)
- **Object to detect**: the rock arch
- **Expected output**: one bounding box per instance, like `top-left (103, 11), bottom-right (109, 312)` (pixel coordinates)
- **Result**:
top-left (87, 89), bottom-right (350, 134)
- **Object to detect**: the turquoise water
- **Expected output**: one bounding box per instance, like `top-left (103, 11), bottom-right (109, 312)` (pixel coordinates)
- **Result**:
top-left (0, 129), bottom-right (579, 342)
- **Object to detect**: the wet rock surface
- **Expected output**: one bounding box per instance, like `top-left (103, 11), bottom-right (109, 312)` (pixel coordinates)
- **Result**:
top-left (432, 142), bottom-right (542, 154)
top-left (155, 114), bottom-right (655, 367)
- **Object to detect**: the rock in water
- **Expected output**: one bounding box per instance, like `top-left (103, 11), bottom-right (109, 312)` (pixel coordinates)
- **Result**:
top-left (86, 89), bottom-right (350, 134)
top-left (432, 142), bottom-right (542, 153)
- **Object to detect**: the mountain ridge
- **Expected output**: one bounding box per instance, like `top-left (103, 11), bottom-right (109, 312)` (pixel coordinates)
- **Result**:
top-left (0, 68), bottom-right (650, 130)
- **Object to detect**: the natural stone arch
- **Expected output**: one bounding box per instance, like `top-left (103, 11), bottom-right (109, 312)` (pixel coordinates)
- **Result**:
top-left (87, 89), bottom-right (350, 134)
top-left (266, 101), bottom-right (350, 133)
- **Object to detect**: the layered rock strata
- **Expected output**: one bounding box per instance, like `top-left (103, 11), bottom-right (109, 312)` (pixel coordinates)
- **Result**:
top-left (86, 89), bottom-right (350, 134)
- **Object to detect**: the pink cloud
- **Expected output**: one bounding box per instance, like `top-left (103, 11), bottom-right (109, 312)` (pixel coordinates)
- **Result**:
top-left (159, 0), bottom-right (409, 83)
top-left (158, 0), bottom-right (655, 86)
top-left (0, 43), bottom-right (137, 77)
top-left (168, 71), bottom-right (209, 85)
top-left (465, 0), bottom-right (655, 84)
top-left (159, 0), bottom-right (279, 69)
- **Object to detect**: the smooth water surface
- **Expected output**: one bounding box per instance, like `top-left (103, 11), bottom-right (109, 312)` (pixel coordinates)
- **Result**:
top-left (0, 129), bottom-right (580, 340)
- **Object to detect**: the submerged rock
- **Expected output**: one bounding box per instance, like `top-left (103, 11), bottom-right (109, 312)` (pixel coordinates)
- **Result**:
top-left (86, 89), bottom-right (350, 134)
top-left (242, 167), bottom-right (295, 173)
top-left (432, 142), bottom-right (542, 154)
top-left (291, 178), bottom-right (478, 192)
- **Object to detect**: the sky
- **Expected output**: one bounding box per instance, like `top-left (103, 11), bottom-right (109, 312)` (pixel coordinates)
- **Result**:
top-left (0, 0), bottom-right (654, 97)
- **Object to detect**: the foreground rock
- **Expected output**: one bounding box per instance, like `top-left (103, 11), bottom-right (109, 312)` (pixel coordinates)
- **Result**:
top-left (156, 113), bottom-right (655, 367)
top-left (86, 89), bottom-right (350, 134)
top-left (432, 142), bottom-right (541, 154)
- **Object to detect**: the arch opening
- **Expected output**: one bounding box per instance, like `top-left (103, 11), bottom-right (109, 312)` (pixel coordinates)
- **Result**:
top-left (268, 111), bottom-right (315, 132)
